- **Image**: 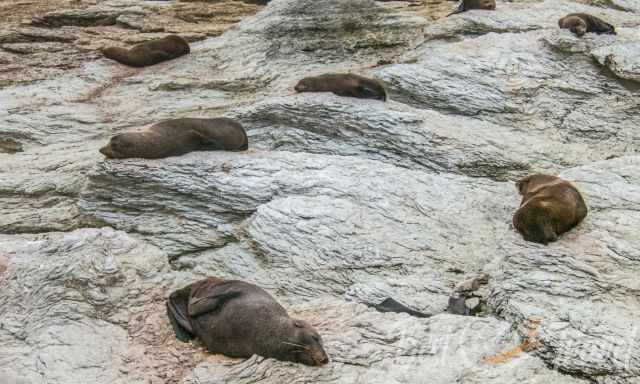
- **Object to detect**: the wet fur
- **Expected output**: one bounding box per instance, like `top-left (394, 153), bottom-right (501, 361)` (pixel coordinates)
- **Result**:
top-left (102, 35), bottom-right (190, 67)
top-left (558, 13), bottom-right (616, 37)
top-left (166, 277), bottom-right (329, 366)
top-left (99, 118), bottom-right (248, 159)
top-left (447, 0), bottom-right (496, 16)
top-left (513, 174), bottom-right (588, 244)
top-left (294, 73), bottom-right (387, 101)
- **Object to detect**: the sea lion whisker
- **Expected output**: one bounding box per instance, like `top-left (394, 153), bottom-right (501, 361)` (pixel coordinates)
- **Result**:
top-left (281, 341), bottom-right (310, 350)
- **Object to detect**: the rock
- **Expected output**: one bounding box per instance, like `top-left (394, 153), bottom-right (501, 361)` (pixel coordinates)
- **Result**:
top-left (592, 41), bottom-right (640, 82)
top-left (0, 228), bottom-right (180, 384)
top-left (230, 93), bottom-right (578, 180)
top-left (0, 142), bottom-right (98, 234)
top-left (0, 228), bottom-right (584, 384)
top-left (376, 27), bottom-right (640, 167)
top-left (79, 150), bottom-right (516, 311)
top-left (31, 8), bottom-right (135, 28)
top-left (490, 156), bottom-right (640, 382)
top-left (0, 27), bottom-right (77, 44)
top-left (1, 0), bottom-right (640, 382)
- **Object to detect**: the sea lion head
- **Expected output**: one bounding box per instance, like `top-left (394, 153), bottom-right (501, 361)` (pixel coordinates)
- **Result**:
top-left (99, 133), bottom-right (139, 159)
top-left (513, 205), bottom-right (558, 244)
top-left (283, 319), bottom-right (329, 366)
top-left (477, 0), bottom-right (496, 10)
top-left (294, 78), bottom-right (315, 93)
top-left (560, 16), bottom-right (587, 37)
top-left (163, 35), bottom-right (191, 54)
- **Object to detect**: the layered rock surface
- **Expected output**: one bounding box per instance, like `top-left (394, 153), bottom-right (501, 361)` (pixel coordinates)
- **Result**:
top-left (1, 0), bottom-right (640, 383)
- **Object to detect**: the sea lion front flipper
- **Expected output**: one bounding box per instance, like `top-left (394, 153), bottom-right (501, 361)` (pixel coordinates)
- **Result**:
top-left (191, 130), bottom-right (224, 149)
top-left (167, 286), bottom-right (195, 342)
top-left (149, 50), bottom-right (173, 63)
top-left (188, 290), bottom-right (244, 317)
top-left (357, 84), bottom-right (386, 101)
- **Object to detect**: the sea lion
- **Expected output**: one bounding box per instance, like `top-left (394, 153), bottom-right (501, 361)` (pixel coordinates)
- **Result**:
top-left (167, 277), bottom-right (329, 366)
top-left (447, 0), bottom-right (496, 16)
top-left (558, 13), bottom-right (616, 37)
top-left (294, 73), bottom-right (387, 101)
top-left (101, 35), bottom-right (190, 67)
top-left (369, 298), bottom-right (431, 318)
top-left (513, 174), bottom-right (588, 244)
top-left (99, 118), bottom-right (248, 159)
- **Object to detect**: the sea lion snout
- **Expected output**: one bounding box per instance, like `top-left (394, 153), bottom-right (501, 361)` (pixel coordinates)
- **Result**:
top-left (294, 81), bottom-right (308, 92)
top-left (572, 25), bottom-right (587, 37)
top-left (99, 144), bottom-right (114, 158)
top-left (482, 0), bottom-right (495, 9)
top-left (314, 350), bottom-right (330, 366)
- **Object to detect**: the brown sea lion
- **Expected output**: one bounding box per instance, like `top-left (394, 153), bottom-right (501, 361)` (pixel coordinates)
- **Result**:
top-left (99, 118), bottom-right (248, 159)
top-left (513, 174), bottom-right (588, 244)
top-left (101, 35), bottom-right (190, 67)
top-left (447, 0), bottom-right (496, 17)
top-left (558, 13), bottom-right (616, 37)
top-left (294, 73), bottom-right (387, 101)
top-left (167, 277), bottom-right (329, 366)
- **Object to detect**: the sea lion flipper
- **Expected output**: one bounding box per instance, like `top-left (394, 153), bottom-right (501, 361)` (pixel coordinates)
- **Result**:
top-left (149, 50), bottom-right (173, 63)
top-left (188, 290), bottom-right (244, 317)
top-left (191, 129), bottom-right (223, 149)
top-left (357, 84), bottom-right (385, 101)
top-left (167, 287), bottom-right (195, 342)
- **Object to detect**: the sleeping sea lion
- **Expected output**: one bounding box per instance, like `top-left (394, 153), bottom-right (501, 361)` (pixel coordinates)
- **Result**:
top-left (101, 35), bottom-right (190, 67)
top-left (294, 73), bottom-right (387, 101)
top-left (447, 0), bottom-right (496, 16)
top-left (558, 13), bottom-right (616, 37)
top-left (99, 118), bottom-right (248, 159)
top-left (167, 277), bottom-right (329, 366)
top-left (513, 174), bottom-right (588, 244)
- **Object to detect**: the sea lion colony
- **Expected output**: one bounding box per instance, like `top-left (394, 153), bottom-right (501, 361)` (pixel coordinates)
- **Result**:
top-left (94, 0), bottom-right (611, 366)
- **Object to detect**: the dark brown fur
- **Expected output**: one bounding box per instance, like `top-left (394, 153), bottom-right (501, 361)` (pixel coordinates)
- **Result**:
top-left (558, 13), bottom-right (616, 37)
top-left (447, 0), bottom-right (496, 16)
top-left (294, 73), bottom-right (387, 101)
top-left (101, 35), bottom-right (190, 67)
top-left (166, 277), bottom-right (329, 366)
top-left (99, 118), bottom-right (248, 159)
top-left (513, 174), bottom-right (588, 244)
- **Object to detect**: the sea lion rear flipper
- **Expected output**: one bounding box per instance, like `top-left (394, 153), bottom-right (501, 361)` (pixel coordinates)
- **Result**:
top-left (188, 290), bottom-right (244, 317)
top-left (167, 287), bottom-right (195, 342)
